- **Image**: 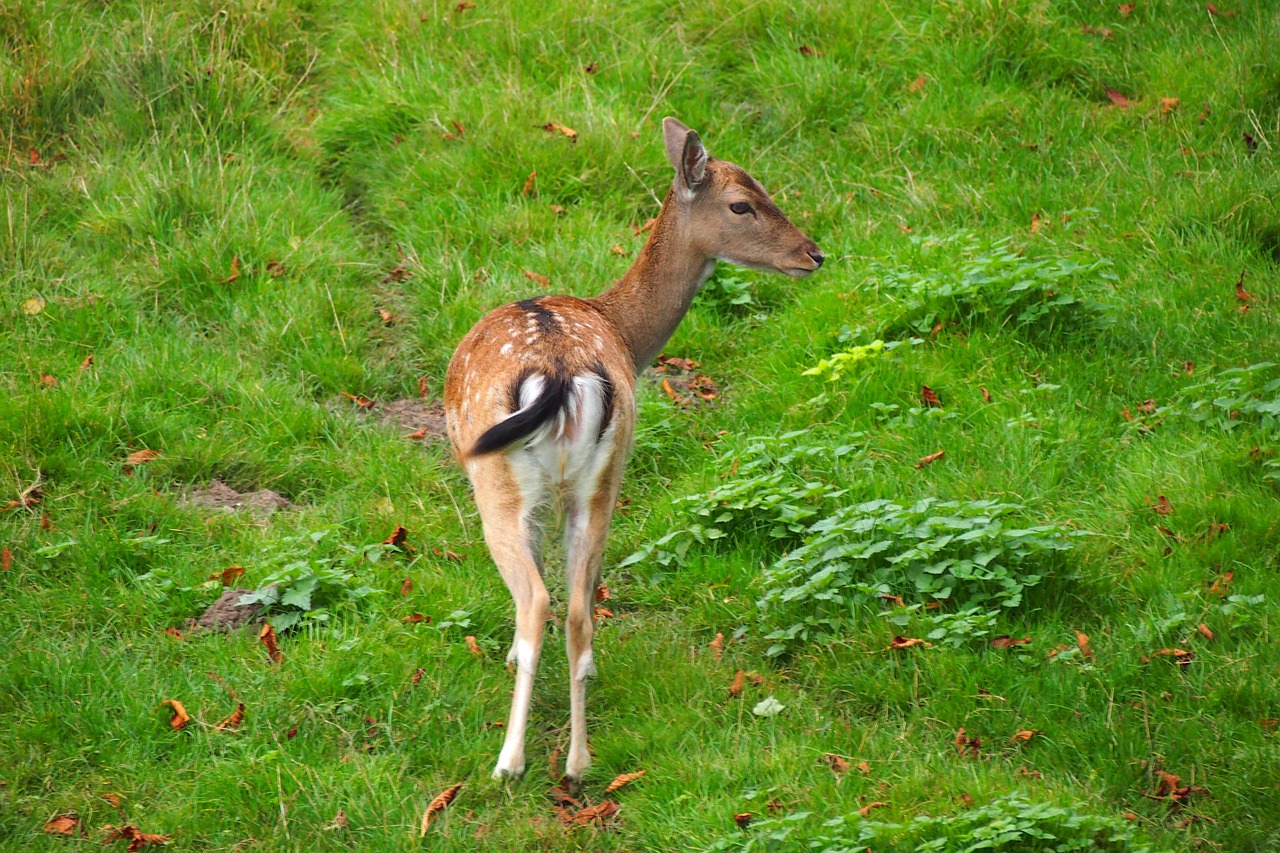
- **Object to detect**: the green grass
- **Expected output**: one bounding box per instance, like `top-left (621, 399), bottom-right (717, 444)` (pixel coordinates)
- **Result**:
top-left (3, 0), bottom-right (1279, 850)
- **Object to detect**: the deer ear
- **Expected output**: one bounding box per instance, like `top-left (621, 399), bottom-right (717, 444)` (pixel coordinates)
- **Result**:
top-left (662, 117), bottom-right (707, 191)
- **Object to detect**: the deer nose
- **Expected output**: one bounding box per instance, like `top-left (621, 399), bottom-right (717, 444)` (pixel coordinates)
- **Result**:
top-left (808, 250), bottom-right (825, 268)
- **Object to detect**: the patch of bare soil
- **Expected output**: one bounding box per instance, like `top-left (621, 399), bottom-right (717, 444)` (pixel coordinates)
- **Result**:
top-left (372, 398), bottom-right (448, 439)
top-left (644, 355), bottom-right (721, 411)
top-left (186, 587), bottom-right (264, 632)
top-left (180, 480), bottom-right (294, 516)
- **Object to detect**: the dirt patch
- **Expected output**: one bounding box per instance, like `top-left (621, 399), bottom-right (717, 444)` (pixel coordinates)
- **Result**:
top-left (372, 398), bottom-right (448, 439)
top-left (180, 480), bottom-right (294, 516)
top-left (644, 355), bottom-right (721, 411)
top-left (186, 587), bottom-right (265, 633)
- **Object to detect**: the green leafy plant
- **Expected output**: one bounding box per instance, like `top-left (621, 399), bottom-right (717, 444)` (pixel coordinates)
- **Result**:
top-left (620, 431), bottom-right (858, 571)
top-left (1181, 362), bottom-right (1280, 432)
top-left (237, 529), bottom-right (386, 630)
top-left (758, 498), bottom-right (1081, 655)
top-left (705, 794), bottom-right (1152, 853)
top-left (802, 339), bottom-right (887, 382)
top-left (700, 269), bottom-right (756, 312)
top-left (872, 232), bottom-right (1114, 338)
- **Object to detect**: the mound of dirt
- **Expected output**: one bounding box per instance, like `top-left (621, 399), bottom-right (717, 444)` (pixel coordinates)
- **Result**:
top-left (187, 587), bottom-right (264, 632)
top-left (180, 480), bottom-right (294, 516)
top-left (373, 398), bottom-right (448, 438)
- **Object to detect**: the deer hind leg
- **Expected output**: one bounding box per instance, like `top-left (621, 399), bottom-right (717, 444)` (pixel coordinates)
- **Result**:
top-left (470, 460), bottom-right (551, 780)
top-left (562, 457), bottom-right (625, 782)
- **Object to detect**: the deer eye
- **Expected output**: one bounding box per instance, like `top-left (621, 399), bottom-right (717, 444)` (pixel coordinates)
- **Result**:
top-left (729, 201), bottom-right (752, 215)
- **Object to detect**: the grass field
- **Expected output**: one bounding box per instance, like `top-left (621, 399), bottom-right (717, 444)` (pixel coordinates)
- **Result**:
top-left (3, 0), bottom-right (1280, 850)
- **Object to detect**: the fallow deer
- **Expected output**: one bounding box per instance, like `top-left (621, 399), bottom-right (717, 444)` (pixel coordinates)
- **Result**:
top-left (443, 117), bottom-right (822, 782)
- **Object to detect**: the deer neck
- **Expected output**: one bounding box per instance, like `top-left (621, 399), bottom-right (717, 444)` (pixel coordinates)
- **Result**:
top-left (589, 189), bottom-right (716, 373)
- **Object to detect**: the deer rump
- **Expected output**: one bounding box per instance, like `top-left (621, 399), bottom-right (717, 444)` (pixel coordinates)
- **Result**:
top-left (469, 365), bottom-right (617, 480)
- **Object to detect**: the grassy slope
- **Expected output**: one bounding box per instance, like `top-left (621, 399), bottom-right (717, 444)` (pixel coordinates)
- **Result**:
top-left (2, 0), bottom-right (1279, 850)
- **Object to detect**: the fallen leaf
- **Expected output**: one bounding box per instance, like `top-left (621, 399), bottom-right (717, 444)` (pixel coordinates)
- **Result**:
top-left (593, 607), bottom-right (614, 620)
top-left (125, 449), bottom-right (160, 467)
top-left (44, 815), bottom-right (79, 835)
top-left (954, 727), bottom-right (981, 756)
top-left (465, 636), bottom-right (482, 656)
top-left (981, 386), bottom-right (992, 403)
top-left (611, 244), bottom-right (626, 256)
top-left (1118, 3), bottom-right (1135, 16)
top-left (823, 753), bottom-right (851, 774)
top-left (857, 801), bottom-right (888, 817)
top-left (524, 270), bottom-right (550, 288)
top-left (80, 354), bottom-right (95, 370)
top-left (378, 308), bottom-right (400, 326)
top-left (403, 613), bottom-right (428, 624)
top-left (405, 428), bottom-right (429, 440)
top-left (1197, 623), bottom-right (1214, 641)
top-left (604, 770), bottom-right (646, 793)
top-left (549, 204), bottom-right (565, 215)
top-left (1161, 97), bottom-right (1180, 114)
top-left (433, 547), bottom-right (465, 561)
top-left (570, 800), bottom-right (620, 827)
top-left (340, 392), bottom-right (375, 408)
top-left (879, 593), bottom-right (905, 607)
top-left (1148, 647), bottom-right (1194, 666)
top-left (418, 376), bottom-right (429, 398)
top-left (1105, 87), bottom-right (1134, 109)
top-left (991, 635), bottom-right (1031, 650)
top-left (260, 624), bottom-right (283, 664)
top-left (915, 449), bottom-right (945, 468)
top-left (709, 632), bottom-right (724, 660)
top-left (103, 824), bottom-right (171, 850)
top-left (1009, 729), bottom-right (1040, 744)
top-left (907, 75), bottom-right (927, 93)
top-left (1261, 718), bottom-right (1278, 731)
top-left (1075, 631), bottom-right (1094, 660)
top-left (1, 548), bottom-right (10, 571)
top-left (383, 525), bottom-right (409, 548)
top-left (1152, 495), bottom-right (1172, 515)
top-left (1016, 765), bottom-right (1043, 778)
top-left (219, 255), bottom-right (241, 284)
top-left (207, 565), bottom-right (245, 586)
top-left (541, 122), bottom-right (577, 140)
top-left (382, 265), bottom-right (411, 283)
top-left (420, 783), bottom-right (463, 835)
top-left (596, 586), bottom-right (611, 602)
top-left (101, 792), bottom-right (124, 807)
top-left (164, 627), bottom-right (182, 639)
top-left (1156, 525), bottom-right (1178, 541)
top-left (634, 217), bottom-right (657, 236)
top-left (798, 44), bottom-right (822, 57)
top-left (411, 668), bottom-right (426, 683)
top-left (1082, 24), bottom-right (1114, 37)
top-left (1207, 2), bottom-right (1234, 15)
top-left (163, 699), bottom-right (190, 731)
top-left (1234, 270), bottom-right (1250, 303)
top-left (729, 669), bottom-right (745, 698)
top-left (1208, 571), bottom-right (1233, 595)
top-left (324, 810), bottom-right (348, 831)
top-left (920, 385), bottom-right (942, 407)
top-left (1184, 360), bottom-right (1195, 375)
top-left (266, 259), bottom-right (287, 277)
top-left (734, 813), bottom-right (752, 828)
top-left (22, 296), bottom-right (46, 315)
top-left (39, 373), bottom-right (58, 388)
top-left (660, 378), bottom-right (684, 406)
top-left (399, 577), bottom-right (414, 598)
top-left (889, 636), bottom-right (932, 649)
top-left (214, 702), bottom-right (245, 732)
top-left (1030, 212), bottom-right (1044, 235)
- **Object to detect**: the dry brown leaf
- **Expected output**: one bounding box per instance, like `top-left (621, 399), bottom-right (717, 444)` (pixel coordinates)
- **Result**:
top-left (418, 376), bottom-right (429, 398)
top-left (214, 702), bottom-right (245, 732)
top-left (915, 449), bottom-right (945, 468)
top-left (125, 449), bottom-right (160, 467)
top-left (1161, 97), bottom-right (1181, 114)
top-left (80, 354), bottom-right (95, 370)
top-left (1147, 647), bottom-right (1194, 666)
top-left (822, 753), bottom-right (851, 774)
top-left (889, 636), bottom-right (932, 650)
top-left (1082, 24), bottom-right (1114, 37)
top-left (634, 217), bottom-right (657, 236)
top-left (39, 373), bottom-right (59, 388)
top-left (1, 547), bottom-right (10, 571)
top-left (465, 636), bottom-right (482, 656)
top-left (857, 802), bottom-right (888, 817)
top-left (1105, 87), bottom-right (1134, 109)
top-left (1075, 630), bottom-right (1094, 660)
top-left (611, 244), bottom-right (626, 256)
top-left (880, 593), bottom-right (905, 607)
top-left (1030, 212), bottom-right (1044, 235)
top-left (991, 635), bottom-right (1032, 650)
top-left (383, 525), bottom-right (409, 548)
top-left (981, 386), bottom-right (992, 403)
top-left (405, 428), bottom-right (429, 440)
top-left (207, 565), bottom-right (245, 587)
top-left (44, 815), bottom-right (79, 835)
top-left (548, 746), bottom-right (562, 780)
top-left (101, 792), bottom-right (124, 808)
top-left (596, 585), bottom-right (611, 602)
top-left (798, 44), bottom-right (822, 57)
top-left (660, 378), bottom-right (684, 406)
top-left (403, 613), bottom-right (428, 624)
top-left (324, 809), bottom-right (348, 831)
top-left (1209, 571), bottom-right (1233, 595)
top-left (920, 385), bottom-right (942, 408)
top-left (856, 761), bottom-right (872, 774)
top-left (378, 308), bottom-right (400, 326)
top-left (604, 770), bottom-right (646, 794)
top-left (907, 75), bottom-right (927, 93)
top-left (1207, 2), bottom-right (1234, 15)
top-left (571, 800), bottom-right (620, 827)
top-left (266, 259), bottom-right (287, 277)
top-left (1197, 623), bottom-right (1214, 641)
top-left (954, 727), bottom-right (981, 756)
top-left (420, 783), bottom-right (463, 835)
top-left (103, 824), bottom-right (172, 850)
top-left (734, 812), bottom-right (752, 828)
top-left (163, 699), bottom-right (190, 731)
top-left (1118, 3), bottom-right (1135, 16)
top-left (709, 632), bottom-right (724, 660)
top-left (340, 392), bottom-right (375, 408)
top-left (259, 624), bottom-right (283, 664)
top-left (524, 270), bottom-right (550, 288)
top-left (163, 626), bottom-right (182, 639)
top-left (593, 607), bottom-right (614, 620)
top-left (219, 256), bottom-right (241, 283)
top-left (1016, 765), bottom-right (1043, 778)
top-left (411, 668), bottom-right (426, 683)
top-left (1009, 729), bottom-right (1040, 744)
top-left (729, 669), bottom-right (745, 698)
top-left (400, 577), bottom-right (413, 597)
top-left (1234, 270), bottom-right (1250, 303)
top-left (1152, 495), bottom-right (1172, 515)
top-left (549, 204), bottom-right (565, 216)
top-left (541, 122), bottom-right (578, 140)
